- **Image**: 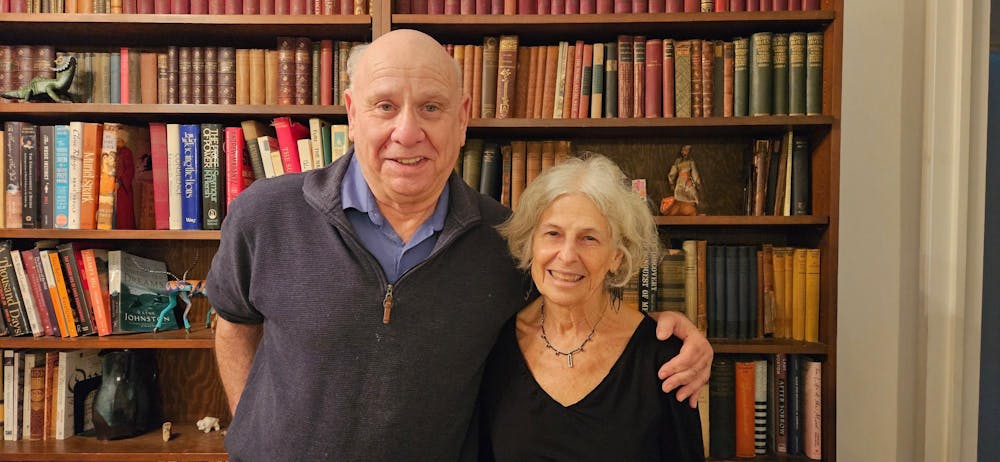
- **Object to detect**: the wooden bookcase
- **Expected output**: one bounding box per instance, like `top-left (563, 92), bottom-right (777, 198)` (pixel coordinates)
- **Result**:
top-left (0, 0), bottom-right (842, 459)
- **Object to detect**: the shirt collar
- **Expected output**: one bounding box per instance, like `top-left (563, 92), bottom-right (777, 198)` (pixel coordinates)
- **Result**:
top-left (341, 155), bottom-right (450, 233)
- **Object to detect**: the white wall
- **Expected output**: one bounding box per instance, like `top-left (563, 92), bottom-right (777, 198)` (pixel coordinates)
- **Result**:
top-left (838, 0), bottom-right (922, 459)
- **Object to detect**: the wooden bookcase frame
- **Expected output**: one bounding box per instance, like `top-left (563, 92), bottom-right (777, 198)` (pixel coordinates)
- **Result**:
top-left (0, 0), bottom-right (841, 458)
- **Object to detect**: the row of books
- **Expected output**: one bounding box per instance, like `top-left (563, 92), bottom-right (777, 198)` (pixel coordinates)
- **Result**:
top-left (705, 354), bottom-right (821, 460)
top-left (0, 116), bottom-right (350, 231)
top-left (2, 349), bottom-right (104, 441)
top-left (744, 131), bottom-right (810, 216)
top-left (0, 40), bottom-right (364, 106)
top-left (393, 0), bottom-right (821, 14)
top-left (1, 0), bottom-right (370, 14)
top-left (0, 238), bottom-right (195, 337)
top-left (456, 139), bottom-right (573, 207)
top-left (650, 241), bottom-right (820, 341)
top-left (445, 32), bottom-right (823, 120)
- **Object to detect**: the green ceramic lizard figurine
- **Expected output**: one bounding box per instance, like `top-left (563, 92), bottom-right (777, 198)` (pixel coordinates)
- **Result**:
top-left (1, 54), bottom-right (77, 103)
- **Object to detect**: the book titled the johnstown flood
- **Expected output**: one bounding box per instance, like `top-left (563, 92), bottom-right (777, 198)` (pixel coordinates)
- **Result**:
top-left (108, 250), bottom-right (178, 332)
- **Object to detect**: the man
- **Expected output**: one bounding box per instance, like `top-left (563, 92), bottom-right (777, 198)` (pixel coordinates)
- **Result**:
top-left (207, 29), bottom-right (712, 461)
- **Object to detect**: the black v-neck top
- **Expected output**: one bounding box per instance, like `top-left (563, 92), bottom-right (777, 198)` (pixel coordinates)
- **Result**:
top-left (479, 316), bottom-right (705, 462)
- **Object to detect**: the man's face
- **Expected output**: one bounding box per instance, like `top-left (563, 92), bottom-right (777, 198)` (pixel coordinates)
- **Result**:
top-left (344, 40), bottom-right (469, 209)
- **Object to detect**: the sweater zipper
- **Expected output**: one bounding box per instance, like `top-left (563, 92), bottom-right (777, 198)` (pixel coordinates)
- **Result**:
top-left (382, 283), bottom-right (394, 324)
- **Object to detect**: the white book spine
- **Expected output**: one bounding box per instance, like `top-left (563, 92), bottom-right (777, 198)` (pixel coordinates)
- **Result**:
top-left (166, 124), bottom-right (182, 230)
top-left (67, 122), bottom-right (84, 230)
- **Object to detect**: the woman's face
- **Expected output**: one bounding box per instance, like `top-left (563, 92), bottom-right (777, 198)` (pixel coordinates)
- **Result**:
top-left (530, 193), bottom-right (623, 309)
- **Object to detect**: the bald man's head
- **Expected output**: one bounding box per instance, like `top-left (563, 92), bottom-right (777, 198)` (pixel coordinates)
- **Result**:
top-left (346, 29), bottom-right (462, 93)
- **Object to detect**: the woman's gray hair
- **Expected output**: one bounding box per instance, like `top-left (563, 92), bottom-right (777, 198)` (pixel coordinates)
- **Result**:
top-left (497, 153), bottom-right (661, 288)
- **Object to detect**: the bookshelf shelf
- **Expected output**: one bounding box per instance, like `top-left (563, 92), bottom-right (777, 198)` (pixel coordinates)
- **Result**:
top-left (0, 429), bottom-right (226, 461)
top-left (0, 13), bottom-right (372, 46)
top-left (0, 229), bottom-right (221, 240)
top-left (467, 115), bottom-right (834, 136)
top-left (654, 215), bottom-right (829, 226)
top-left (0, 104), bottom-right (347, 124)
top-left (0, 327), bottom-right (215, 349)
top-left (710, 338), bottom-right (828, 355)
top-left (392, 11), bottom-right (834, 42)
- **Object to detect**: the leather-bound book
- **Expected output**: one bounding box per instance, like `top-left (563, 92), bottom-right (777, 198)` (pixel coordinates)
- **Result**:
top-left (481, 37), bottom-right (500, 118)
top-left (217, 47), bottom-right (237, 104)
top-left (276, 37), bottom-right (295, 105)
top-left (644, 38), bottom-right (661, 118)
top-left (495, 35), bottom-right (519, 119)
top-left (662, 39), bottom-right (674, 117)
top-left (248, 49), bottom-right (266, 105)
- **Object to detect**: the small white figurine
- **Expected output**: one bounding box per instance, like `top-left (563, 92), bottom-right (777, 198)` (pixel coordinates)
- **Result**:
top-left (196, 416), bottom-right (221, 433)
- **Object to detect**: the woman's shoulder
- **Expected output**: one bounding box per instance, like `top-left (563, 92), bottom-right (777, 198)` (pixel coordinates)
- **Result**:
top-left (634, 314), bottom-right (684, 361)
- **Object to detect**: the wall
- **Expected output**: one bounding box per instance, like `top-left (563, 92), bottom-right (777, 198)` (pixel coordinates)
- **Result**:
top-left (838, 0), bottom-right (922, 459)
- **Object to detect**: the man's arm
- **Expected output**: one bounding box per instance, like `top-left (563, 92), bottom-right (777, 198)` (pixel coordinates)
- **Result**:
top-left (647, 311), bottom-right (713, 408)
top-left (215, 317), bottom-right (263, 416)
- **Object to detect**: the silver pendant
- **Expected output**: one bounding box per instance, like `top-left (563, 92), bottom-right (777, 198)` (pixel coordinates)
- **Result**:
top-left (567, 353), bottom-right (574, 368)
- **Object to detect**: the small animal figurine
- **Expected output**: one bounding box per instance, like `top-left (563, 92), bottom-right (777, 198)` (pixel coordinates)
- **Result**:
top-left (1, 54), bottom-right (77, 103)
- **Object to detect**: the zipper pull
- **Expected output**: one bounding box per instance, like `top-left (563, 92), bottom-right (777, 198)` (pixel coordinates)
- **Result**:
top-left (382, 284), bottom-right (394, 324)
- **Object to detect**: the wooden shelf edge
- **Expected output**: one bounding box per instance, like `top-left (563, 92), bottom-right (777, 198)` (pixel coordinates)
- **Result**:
top-left (655, 215), bottom-right (830, 226)
top-left (468, 115), bottom-right (833, 128)
top-left (0, 430), bottom-right (226, 461)
top-left (0, 329), bottom-right (215, 349)
top-left (0, 104), bottom-right (347, 118)
top-left (710, 338), bottom-right (829, 355)
top-left (0, 12), bottom-right (371, 25)
top-left (0, 229), bottom-right (221, 240)
top-left (393, 10), bottom-right (835, 25)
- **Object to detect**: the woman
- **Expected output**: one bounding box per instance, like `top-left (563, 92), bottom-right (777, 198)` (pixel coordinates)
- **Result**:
top-left (481, 154), bottom-right (704, 461)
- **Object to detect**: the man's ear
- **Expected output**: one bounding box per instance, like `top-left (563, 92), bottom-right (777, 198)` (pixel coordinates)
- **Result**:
top-left (344, 88), bottom-right (355, 142)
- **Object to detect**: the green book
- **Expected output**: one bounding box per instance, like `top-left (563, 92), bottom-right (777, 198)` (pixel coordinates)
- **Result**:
top-left (604, 41), bottom-right (618, 119)
top-left (772, 33), bottom-right (790, 116)
top-left (733, 37), bottom-right (749, 117)
top-left (712, 40), bottom-right (725, 117)
top-left (749, 32), bottom-right (773, 117)
top-left (111, 251), bottom-right (178, 333)
top-left (788, 32), bottom-right (807, 116)
top-left (321, 123), bottom-right (333, 167)
top-left (461, 139), bottom-right (483, 189)
top-left (806, 31), bottom-right (824, 115)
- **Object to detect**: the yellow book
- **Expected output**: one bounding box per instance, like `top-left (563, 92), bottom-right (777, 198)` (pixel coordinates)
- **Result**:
top-left (791, 248), bottom-right (807, 340)
top-left (771, 248), bottom-right (786, 338)
top-left (47, 251), bottom-right (78, 337)
top-left (805, 248), bottom-right (821, 342)
top-left (784, 247), bottom-right (794, 337)
top-left (682, 240), bottom-right (698, 323)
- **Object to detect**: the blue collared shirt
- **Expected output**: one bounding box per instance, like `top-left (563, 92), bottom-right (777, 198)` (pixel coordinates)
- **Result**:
top-left (342, 155), bottom-right (450, 283)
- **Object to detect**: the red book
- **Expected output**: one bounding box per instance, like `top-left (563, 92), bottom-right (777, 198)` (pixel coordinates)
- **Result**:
top-left (338, 0), bottom-right (351, 13)
top-left (320, 40), bottom-right (333, 105)
top-left (272, 117), bottom-right (308, 174)
top-left (149, 123), bottom-right (170, 230)
top-left (564, 0), bottom-right (578, 12)
top-left (759, 0), bottom-right (769, 9)
top-left (746, 0), bottom-right (757, 10)
top-left (20, 250), bottom-right (53, 337)
top-left (275, 0), bottom-right (288, 13)
top-left (190, 0), bottom-right (208, 12)
top-left (517, 0), bottom-right (533, 13)
top-left (735, 361), bottom-right (757, 458)
top-left (662, 39), bottom-right (674, 117)
top-left (260, 0), bottom-right (274, 12)
top-left (713, 0), bottom-right (725, 11)
top-left (802, 0), bottom-right (817, 10)
top-left (290, 0), bottom-right (306, 13)
top-left (137, 0), bottom-right (155, 12)
top-left (427, 0), bottom-right (443, 12)
top-left (393, 0), bottom-right (410, 12)
top-left (243, 0), bottom-right (259, 12)
top-left (535, 0), bottom-right (548, 13)
top-left (155, 0), bottom-right (170, 10)
top-left (224, 128), bottom-right (255, 206)
top-left (475, 0), bottom-right (488, 13)
top-left (730, 0), bottom-right (744, 10)
top-left (595, 0), bottom-right (610, 13)
top-left (171, 0), bottom-right (189, 12)
top-left (458, 0), bottom-right (472, 12)
top-left (683, 0), bottom-right (697, 11)
top-left (771, 0), bottom-right (785, 9)
top-left (550, 0), bottom-right (562, 13)
top-left (579, 0), bottom-right (593, 12)
top-left (644, 39), bottom-right (662, 118)
top-left (120, 48), bottom-right (130, 104)
top-left (224, 0), bottom-right (242, 11)
top-left (9, 0), bottom-right (25, 11)
top-left (613, 0), bottom-right (629, 12)
top-left (123, 0), bottom-right (137, 13)
top-left (210, 0), bottom-right (226, 12)
top-left (648, 0), bottom-right (662, 12)
top-left (786, 0), bottom-right (798, 8)
top-left (665, 0), bottom-right (681, 11)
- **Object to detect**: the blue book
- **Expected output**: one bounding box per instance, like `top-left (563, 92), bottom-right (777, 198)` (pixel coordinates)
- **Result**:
top-left (179, 124), bottom-right (201, 230)
top-left (53, 125), bottom-right (70, 229)
top-left (109, 52), bottom-right (120, 104)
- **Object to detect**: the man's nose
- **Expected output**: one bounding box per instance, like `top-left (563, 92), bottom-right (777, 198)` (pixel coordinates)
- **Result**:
top-left (391, 107), bottom-right (426, 146)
